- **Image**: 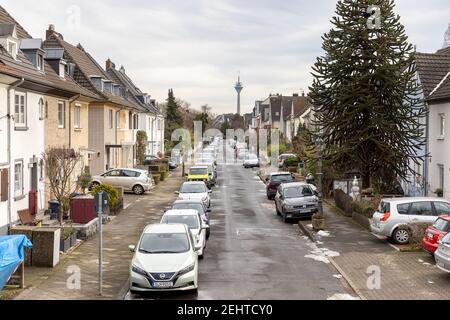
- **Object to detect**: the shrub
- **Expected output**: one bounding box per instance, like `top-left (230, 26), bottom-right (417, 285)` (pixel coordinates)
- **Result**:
top-left (77, 172), bottom-right (92, 194)
top-left (351, 200), bottom-right (376, 218)
top-left (91, 183), bottom-right (119, 210)
top-left (283, 156), bottom-right (301, 168)
top-left (334, 189), bottom-right (353, 217)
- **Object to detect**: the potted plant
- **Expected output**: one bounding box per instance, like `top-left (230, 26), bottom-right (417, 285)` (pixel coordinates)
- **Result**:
top-left (312, 213), bottom-right (325, 231)
top-left (435, 188), bottom-right (444, 198)
top-left (77, 172), bottom-right (92, 195)
top-left (60, 227), bottom-right (76, 252)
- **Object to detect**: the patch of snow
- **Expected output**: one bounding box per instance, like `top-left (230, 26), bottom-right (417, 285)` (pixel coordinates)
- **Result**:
top-left (306, 224), bottom-right (313, 229)
top-left (418, 259), bottom-right (424, 263)
top-left (423, 262), bottom-right (431, 266)
top-left (317, 241), bottom-right (324, 245)
top-left (428, 280), bottom-right (434, 284)
top-left (327, 293), bottom-right (360, 300)
top-left (304, 247), bottom-right (340, 264)
top-left (317, 230), bottom-right (331, 237)
top-left (333, 274), bottom-right (343, 279)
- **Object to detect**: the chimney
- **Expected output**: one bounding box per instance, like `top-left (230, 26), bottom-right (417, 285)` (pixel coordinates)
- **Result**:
top-left (106, 58), bottom-right (115, 70)
top-left (76, 43), bottom-right (84, 51)
top-left (46, 24), bottom-right (63, 40)
top-left (119, 65), bottom-right (125, 74)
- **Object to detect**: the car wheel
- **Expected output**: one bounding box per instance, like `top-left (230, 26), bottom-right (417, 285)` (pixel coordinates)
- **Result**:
top-left (132, 185), bottom-right (145, 195)
top-left (393, 228), bottom-right (410, 244)
top-left (282, 212), bottom-right (289, 223)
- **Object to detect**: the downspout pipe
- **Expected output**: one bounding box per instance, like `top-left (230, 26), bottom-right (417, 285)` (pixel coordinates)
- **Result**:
top-left (7, 78), bottom-right (25, 232)
top-left (68, 94), bottom-right (81, 149)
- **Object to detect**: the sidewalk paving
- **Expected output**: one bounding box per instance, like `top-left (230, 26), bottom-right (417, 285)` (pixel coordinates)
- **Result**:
top-left (4, 170), bottom-right (183, 300)
top-left (319, 200), bottom-right (450, 300)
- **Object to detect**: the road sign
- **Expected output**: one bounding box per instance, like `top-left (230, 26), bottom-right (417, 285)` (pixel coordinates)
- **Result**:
top-left (95, 191), bottom-right (108, 296)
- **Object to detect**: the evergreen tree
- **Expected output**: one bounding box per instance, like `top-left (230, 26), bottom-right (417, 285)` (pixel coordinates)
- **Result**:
top-left (164, 89), bottom-right (183, 147)
top-left (309, 0), bottom-right (426, 188)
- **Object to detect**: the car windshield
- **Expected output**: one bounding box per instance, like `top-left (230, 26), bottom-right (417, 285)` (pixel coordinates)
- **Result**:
top-left (271, 174), bottom-right (293, 183)
top-left (443, 233), bottom-right (450, 244)
top-left (173, 203), bottom-right (205, 214)
top-left (162, 215), bottom-right (199, 229)
top-left (139, 233), bottom-right (190, 254)
top-left (433, 218), bottom-right (450, 232)
top-left (180, 184), bottom-right (207, 193)
top-left (190, 168), bottom-right (208, 175)
top-left (284, 186), bottom-right (314, 198)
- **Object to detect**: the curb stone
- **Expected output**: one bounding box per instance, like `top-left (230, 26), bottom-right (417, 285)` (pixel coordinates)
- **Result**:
top-left (329, 257), bottom-right (367, 300)
top-left (298, 220), bottom-right (317, 243)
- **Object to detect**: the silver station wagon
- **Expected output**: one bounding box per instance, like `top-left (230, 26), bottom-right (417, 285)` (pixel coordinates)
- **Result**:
top-left (371, 197), bottom-right (450, 244)
top-left (92, 168), bottom-right (153, 195)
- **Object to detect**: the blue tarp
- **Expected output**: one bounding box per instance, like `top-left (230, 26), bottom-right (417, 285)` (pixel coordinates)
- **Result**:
top-left (0, 235), bottom-right (32, 290)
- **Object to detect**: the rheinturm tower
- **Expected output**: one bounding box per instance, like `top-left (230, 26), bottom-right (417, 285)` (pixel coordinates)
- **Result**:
top-left (234, 74), bottom-right (243, 115)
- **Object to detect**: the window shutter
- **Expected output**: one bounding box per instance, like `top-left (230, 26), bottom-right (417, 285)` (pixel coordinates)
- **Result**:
top-left (1, 169), bottom-right (8, 202)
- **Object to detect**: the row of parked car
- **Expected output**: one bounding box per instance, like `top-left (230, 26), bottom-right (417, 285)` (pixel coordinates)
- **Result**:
top-left (264, 171), bottom-right (319, 223)
top-left (370, 197), bottom-right (450, 274)
top-left (127, 138), bottom-right (222, 294)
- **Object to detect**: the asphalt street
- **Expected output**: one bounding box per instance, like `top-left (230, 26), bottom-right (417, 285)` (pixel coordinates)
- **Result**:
top-left (126, 146), bottom-right (353, 300)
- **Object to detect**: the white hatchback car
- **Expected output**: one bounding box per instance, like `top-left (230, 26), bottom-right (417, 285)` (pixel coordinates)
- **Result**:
top-left (176, 181), bottom-right (212, 208)
top-left (92, 168), bottom-right (152, 195)
top-left (371, 197), bottom-right (450, 244)
top-left (161, 209), bottom-right (208, 258)
top-left (129, 224), bottom-right (200, 293)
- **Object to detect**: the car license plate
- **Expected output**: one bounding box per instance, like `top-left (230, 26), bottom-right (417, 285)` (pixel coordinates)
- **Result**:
top-left (154, 282), bottom-right (173, 289)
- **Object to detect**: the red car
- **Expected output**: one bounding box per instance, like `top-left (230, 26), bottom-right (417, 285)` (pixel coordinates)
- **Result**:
top-left (422, 215), bottom-right (450, 254)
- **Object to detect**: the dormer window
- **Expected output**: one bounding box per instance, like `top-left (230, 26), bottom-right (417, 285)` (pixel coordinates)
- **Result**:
top-left (37, 54), bottom-right (44, 71)
top-left (90, 76), bottom-right (103, 91)
top-left (104, 81), bottom-right (113, 94)
top-left (7, 40), bottom-right (17, 58)
top-left (59, 60), bottom-right (66, 78)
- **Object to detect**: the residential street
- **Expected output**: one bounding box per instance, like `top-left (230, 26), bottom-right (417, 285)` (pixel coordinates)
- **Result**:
top-left (126, 154), bottom-right (353, 300)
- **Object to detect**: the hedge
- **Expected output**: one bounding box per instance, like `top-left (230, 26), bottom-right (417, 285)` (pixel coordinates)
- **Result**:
top-left (333, 189), bottom-right (353, 217)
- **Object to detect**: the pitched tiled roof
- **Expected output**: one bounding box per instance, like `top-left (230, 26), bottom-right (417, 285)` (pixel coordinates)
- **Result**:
top-left (416, 52), bottom-right (450, 98)
top-left (106, 66), bottom-right (159, 114)
top-left (0, 7), bottom-right (100, 100)
top-left (269, 96), bottom-right (282, 123)
top-left (281, 96), bottom-right (293, 120)
top-left (44, 34), bottom-right (140, 110)
top-left (0, 6), bottom-right (31, 39)
top-left (292, 95), bottom-right (311, 118)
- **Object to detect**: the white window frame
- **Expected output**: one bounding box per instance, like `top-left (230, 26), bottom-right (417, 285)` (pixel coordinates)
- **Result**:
top-left (37, 54), bottom-right (44, 72)
top-left (74, 104), bottom-right (81, 129)
top-left (38, 98), bottom-right (44, 120)
top-left (14, 160), bottom-right (23, 198)
top-left (14, 92), bottom-right (26, 128)
top-left (7, 40), bottom-right (17, 59)
top-left (58, 101), bottom-right (66, 128)
top-left (109, 109), bottom-right (113, 129)
top-left (439, 113), bottom-right (446, 139)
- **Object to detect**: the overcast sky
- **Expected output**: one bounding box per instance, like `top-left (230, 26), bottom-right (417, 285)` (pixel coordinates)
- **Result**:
top-left (3, 0), bottom-right (450, 115)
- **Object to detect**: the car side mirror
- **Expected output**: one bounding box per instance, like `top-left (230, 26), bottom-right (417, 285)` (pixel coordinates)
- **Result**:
top-left (207, 209), bottom-right (212, 213)
top-left (194, 243), bottom-right (202, 252)
top-left (208, 190), bottom-right (212, 194)
top-left (128, 245), bottom-right (136, 253)
top-left (175, 191), bottom-right (180, 195)
top-left (202, 224), bottom-right (210, 230)
top-left (185, 173), bottom-right (189, 177)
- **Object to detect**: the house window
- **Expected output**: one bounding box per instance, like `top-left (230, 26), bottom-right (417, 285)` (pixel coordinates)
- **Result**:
top-left (14, 160), bottom-right (23, 198)
top-left (134, 114), bottom-right (139, 129)
top-left (39, 159), bottom-right (44, 181)
top-left (7, 41), bottom-right (17, 59)
top-left (116, 111), bottom-right (120, 129)
top-left (58, 101), bottom-right (65, 128)
top-left (109, 110), bottom-right (113, 129)
top-left (14, 92), bottom-right (26, 127)
top-left (439, 114), bottom-right (446, 138)
top-left (129, 111), bottom-right (133, 130)
top-left (38, 98), bottom-right (44, 120)
top-left (37, 54), bottom-right (44, 71)
top-left (74, 105), bottom-right (81, 129)
top-left (439, 164), bottom-right (445, 191)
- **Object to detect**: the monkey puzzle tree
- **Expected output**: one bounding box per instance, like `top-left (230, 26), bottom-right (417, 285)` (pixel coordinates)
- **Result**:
top-left (309, 0), bottom-right (426, 190)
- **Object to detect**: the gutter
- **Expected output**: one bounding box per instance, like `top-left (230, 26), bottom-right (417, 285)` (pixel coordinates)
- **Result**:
top-left (7, 78), bottom-right (25, 232)
top-left (68, 94), bottom-right (81, 149)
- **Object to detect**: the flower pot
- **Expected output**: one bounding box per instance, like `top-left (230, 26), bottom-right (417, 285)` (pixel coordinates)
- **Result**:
top-left (60, 236), bottom-right (71, 253)
top-left (70, 232), bottom-right (78, 247)
top-left (312, 217), bottom-right (325, 231)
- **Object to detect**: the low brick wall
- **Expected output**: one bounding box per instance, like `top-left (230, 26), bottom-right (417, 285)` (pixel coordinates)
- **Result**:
top-left (352, 212), bottom-right (371, 231)
top-left (74, 217), bottom-right (99, 240)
